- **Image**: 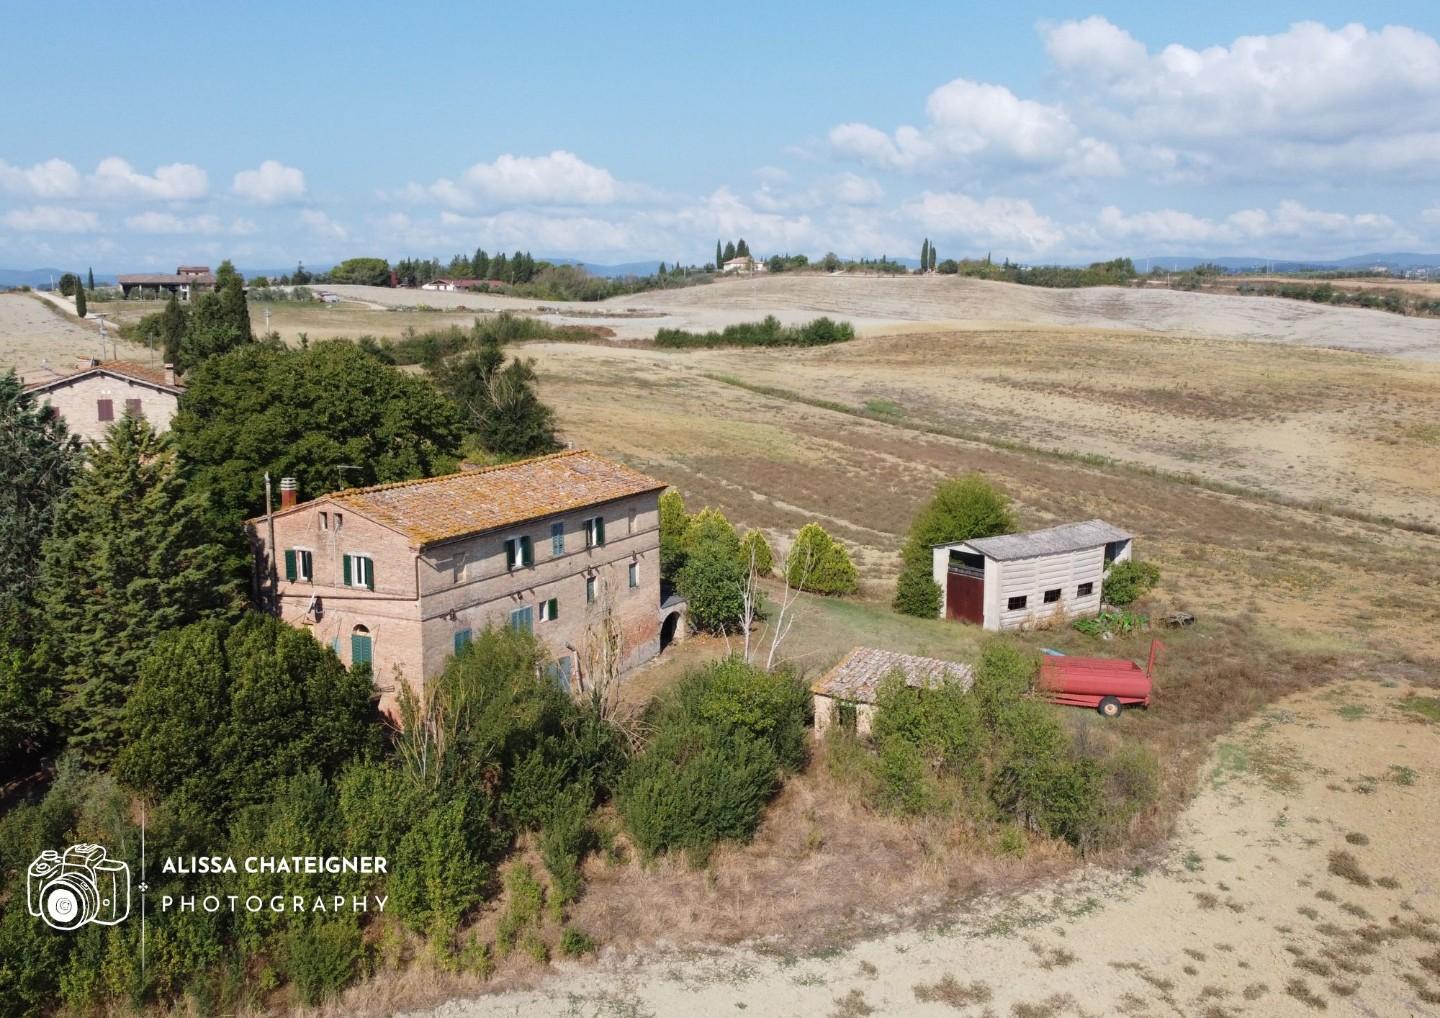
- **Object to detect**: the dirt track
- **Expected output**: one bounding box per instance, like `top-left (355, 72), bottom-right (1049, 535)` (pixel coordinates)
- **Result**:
top-left (395, 681), bottom-right (1440, 1018)
top-left (322, 274), bottom-right (1440, 359)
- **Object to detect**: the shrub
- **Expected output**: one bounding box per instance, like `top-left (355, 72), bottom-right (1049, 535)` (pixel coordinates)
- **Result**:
top-left (683, 507), bottom-right (741, 559)
top-left (894, 475), bottom-right (1015, 616)
top-left (495, 864), bottom-right (545, 956)
top-left (676, 657), bottom-right (810, 770)
top-left (539, 787), bottom-right (593, 908)
top-left (658, 488), bottom-right (690, 579)
top-left (871, 672), bottom-right (985, 782)
top-left (971, 640), bottom-right (1038, 730)
top-left (874, 737), bottom-right (943, 815)
top-left (739, 529), bottom-right (774, 576)
top-left (1102, 559), bottom-right (1161, 607)
top-left (559, 927), bottom-right (597, 957)
top-left (653, 315), bottom-right (854, 349)
top-left (391, 788), bottom-right (502, 935)
top-left (281, 921), bottom-right (362, 1006)
top-left (786, 523), bottom-right (858, 595)
top-left (675, 543), bottom-right (746, 633)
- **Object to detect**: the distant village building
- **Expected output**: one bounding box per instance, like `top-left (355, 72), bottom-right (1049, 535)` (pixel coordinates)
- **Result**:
top-left (419, 278), bottom-right (502, 292)
top-left (811, 646), bottom-right (972, 738)
top-left (721, 255), bottom-right (766, 274)
top-left (246, 450), bottom-right (686, 716)
top-left (932, 519), bottom-right (1133, 631)
top-left (116, 265), bottom-right (215, 300)
top-left (23, 359), bottom-right (182, 444)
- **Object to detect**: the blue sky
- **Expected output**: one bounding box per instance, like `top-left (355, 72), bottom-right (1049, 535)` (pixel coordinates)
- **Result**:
top-left (3, 1), bottom-right (1440, 269)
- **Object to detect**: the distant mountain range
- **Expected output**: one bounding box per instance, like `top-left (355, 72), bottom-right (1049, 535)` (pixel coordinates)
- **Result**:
top-left (6, 252), bottom-right (1439, 290)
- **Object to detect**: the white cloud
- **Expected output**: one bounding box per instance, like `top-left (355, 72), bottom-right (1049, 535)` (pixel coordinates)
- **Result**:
top-left (403, 151), bottom-right (622, 211)
top-left (123, 211), bottom-right (254, 235)
top-left (903, 191), bottom-right (1064, 253)
top-left (0, 156), bottom-right (208, 200)
top-left (232, 160), bottom-right (306, 204)
top-left (1093, 200), bottom-right (1408, 252)
top-left (300, 209), bottom-right (347, 240)
top-left (89, 158), bottom-right (208, 200)
top-left (831, 172), bottom-right (885, 206)
top-left (2, 205), bottom-right (100, 233)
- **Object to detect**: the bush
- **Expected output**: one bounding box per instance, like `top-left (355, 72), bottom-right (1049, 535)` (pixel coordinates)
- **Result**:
top-left (683, 507), bottom-right (741, 560)
top-left (785, 523), bottom-right (858, 595)
top-left (495, 864), bottom-right (545, 957)
top-left (559, 926), bottom-right (597, 957)
top-left (538, 787), bottom-right (592, 908)
top-left (675, 543), bottom-right (746, 633)
top-left (391, 788), bottom-right (502, 935)
top-left (675, 657), bottom-right (810, 770)
top-left (738, 529), bottom-right (774, 577)
top-left (654, 315), bottom-right (854, 349)
top-left (658, 488), bottom-right (690, 579)
top-left (1102, 559), bottom-right (1161, 607)
top-left (281, 921), bottom-right (362, 1006)
top-left (894, 475), bottom-right (1015, 616)
top-left (871, 672), bottom-right (984, 783)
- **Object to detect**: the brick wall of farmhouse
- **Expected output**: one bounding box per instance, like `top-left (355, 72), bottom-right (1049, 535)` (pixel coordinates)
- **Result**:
top-left (417, 492), bottom-right (663, 686)
top-left (34, 375), bottom-right (179, 444)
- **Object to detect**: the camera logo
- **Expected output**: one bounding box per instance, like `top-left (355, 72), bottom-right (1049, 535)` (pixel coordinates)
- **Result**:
top-left (27, 844), bottom-right (131, 931)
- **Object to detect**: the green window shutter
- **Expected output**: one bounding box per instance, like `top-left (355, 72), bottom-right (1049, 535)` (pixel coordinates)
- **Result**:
top-left (364, 556), bottom-right (375, 590)
top-left (351, 633), bottom-right (372, 665)
top-left (284, 549), bottom-right (297, 581)
top-left (504, 538), bottom-right (515, 569)
top-left (547, 597), bottom-right (558, 620)
top-left (342, 555), bottom-right (352, 586)
top-left (521, 536), bottom-right (534, 567)
top-left (595, 517), bottom-right (605, 545)
top-left (454, 629), bottom-right (472, 654)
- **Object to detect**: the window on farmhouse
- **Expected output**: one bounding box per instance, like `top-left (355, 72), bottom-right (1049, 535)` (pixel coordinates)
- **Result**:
top-left (96, 398), bottom-right (114, 422)
top-left (125, 398), bottom-right (143, 418)
top-left (551, 521), bottom-right (565, 555)
top-left (344, 554), bottom-right (374, 590)
top-left (1077, 581), bottom-right (1094, 597)
top-left (284, 548), bottom-right (313, 582)
top-left (539, 597), bottom-right (558, 622)
top-left (584, 516), bottom-right (606, 548)
top-left (319, 511), bottom-right (329, 530)
top-left (505, 535), bottom-right (534, 570)
top-left (1007, 595), bottom-right (1028, 611)
top-left (1043, 588), bottom-right (1061, 604)
top-left (585, 575), bottom-right (597, 603)
top-left (628, 561), bottom-right (639, 588)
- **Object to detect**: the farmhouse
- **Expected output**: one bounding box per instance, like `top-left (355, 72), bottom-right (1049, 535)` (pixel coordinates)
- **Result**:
top-left (419, 278), bottom-right (495, 292)
top-left (23, 359), bottom-right (183, 443)
top-left (933, 519), bottom-right (1132, 631)
top-left (721, 255), bottom-right (766, 274)
top-left (245, 450), bottom-right (685, 716)
top-left (116, 265), bottom-right (215, 299)
top-left (811, 646), bottom-right (972, 738)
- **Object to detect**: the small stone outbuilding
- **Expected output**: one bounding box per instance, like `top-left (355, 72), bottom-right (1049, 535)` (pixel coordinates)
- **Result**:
top-left (811, 646), bottom-right (973, 738)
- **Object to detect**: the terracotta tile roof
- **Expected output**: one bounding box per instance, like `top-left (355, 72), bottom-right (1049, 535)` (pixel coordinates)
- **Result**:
top-left (325, 450), bottom-right (666, 547)
top-left (23, 360), bottom-right (181, 392)
top-left (810, 646), bottom-right (973, 704)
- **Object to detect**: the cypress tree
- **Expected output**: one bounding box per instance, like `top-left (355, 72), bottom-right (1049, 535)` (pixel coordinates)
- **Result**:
top-left (74, 283), bottom-right (87, 319)
top-left (157, 292), bottom-right (189, 366)
top-left (87, 267), bottom-right (95, 292)
top-left (37, 415), bottom-right (239, 764)
top-left (920, 239), bottom-right (929, 274)
top-left (723, 241), bottom-right (736, 262)
top-left (716, 240), bottom-right (722, 269)
top-left (930, 243), bottom-right (937, 271)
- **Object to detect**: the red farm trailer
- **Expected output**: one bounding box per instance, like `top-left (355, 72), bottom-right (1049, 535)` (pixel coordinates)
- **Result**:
top-left (1038, 640), bottom-right (1163, 718)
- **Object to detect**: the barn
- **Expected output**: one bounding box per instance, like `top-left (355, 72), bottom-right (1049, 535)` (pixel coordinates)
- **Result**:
top-left (811, 646), bottom-right (972, 739)
top-left (932, 519), bottom-right (1132, 631)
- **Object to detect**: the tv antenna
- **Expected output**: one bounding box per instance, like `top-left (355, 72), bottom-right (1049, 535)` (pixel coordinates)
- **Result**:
top-left (336, 464), bottom-right (362, 489)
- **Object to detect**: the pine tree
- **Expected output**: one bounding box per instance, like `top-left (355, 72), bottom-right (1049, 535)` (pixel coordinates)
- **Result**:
top-left (37, 415), bottom-right (239, 764)
top-left (157, 292), bottom-right (189, 366)
top-left (736, 238), bottom-right (750, 258)
top-left (475, 249), bottom-right (490, 279)
top-left (74, 284), bottom-right (87, 319)
top-left (87, 267), bottom-right (95, 292)
top-left (657, 262), bottom-right (666, 276)
top-left (920, 239), bottom-right (929, 274)
top-left (723, 241), bottom-right (736, 263)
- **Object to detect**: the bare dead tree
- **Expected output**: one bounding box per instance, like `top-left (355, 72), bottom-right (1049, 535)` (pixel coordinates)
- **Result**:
top-left (580, 576), bottom-right (647, 751)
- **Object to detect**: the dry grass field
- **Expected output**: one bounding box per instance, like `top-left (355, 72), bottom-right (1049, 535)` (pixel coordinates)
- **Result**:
top-left (0, 292), bottom-right (150, 378)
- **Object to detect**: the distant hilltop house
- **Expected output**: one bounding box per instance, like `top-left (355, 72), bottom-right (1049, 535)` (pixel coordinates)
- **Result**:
top-left (722, 255), bottom-right (766, 274)
top-left (246, 450), bottom-right (687, 716)
top-left (419, 278), bottom-right (504, 292)
top-left (116, 265), bottom-right (215, 300)
top-left (22, 359), bottom-right (182, 444)
top-left (933, 519), bottom-right (1133, 631)
top-left (811, 647), bottom-right (972, 738)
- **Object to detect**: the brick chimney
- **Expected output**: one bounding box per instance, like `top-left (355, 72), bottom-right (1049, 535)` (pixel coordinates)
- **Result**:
top-left (163, 363), bottom-right (176, 386)
top-left (279, 477), bottom-right (299, 509)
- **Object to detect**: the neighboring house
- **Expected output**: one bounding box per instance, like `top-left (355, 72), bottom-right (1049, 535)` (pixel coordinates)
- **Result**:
top-left (117, 265), bottom-right (216, 299)
top-left (811, 646), bottom-right (972, 739)
top-left (22, 359), bottom-right (183, 444)
top-left (246, 450), bottom-right (686, 716)
top-left (419, 278), bottom-right (487, 292)
top-left (932, 519), bottom-right (1133, 631)
top-left (721, 255), bottom-right (766, 274)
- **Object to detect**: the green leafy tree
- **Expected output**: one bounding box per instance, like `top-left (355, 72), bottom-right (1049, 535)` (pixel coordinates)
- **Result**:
top-left (675, 543), bottom-right (746, 633)
top-left (0, 371), bottom-right (80, 615)
top-left (36, 415), bottom-right (239, 764)
top-left (328, 257), bottom-right (391, 286)
top-left (57, 272), bottom-right (80, 296)
top-left (738, 529), bottom-right (774, 577)
top-left (153, 292), bottom-right (189, 365)
top-left (74, 284), bottom-right (87, 319)
top-left (682, 507), bottom-right (740, 560)
top-left (893, 475), bottom-right (1016, 617)
top-left (172, 340), bottom-right (465, 550)
top-left (785, 523), bottom-right (857, 595)
top-left (433, 332), bottom-right (558, 457)
top-left (179, 277), bottom-right (253, 370)
top-left (118, 614), bottom-right (377, 811)
top-left (658, 488), bottom-right (690, 580)
top-left (292, 261), bottom-right (312, 285)
top-left (214, 259), bottom-right (240, 290)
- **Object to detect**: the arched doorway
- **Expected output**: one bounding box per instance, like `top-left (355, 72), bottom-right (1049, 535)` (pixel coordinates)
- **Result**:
top-left (660, 611), bottom-right (681, 652)
top-left (350, 624), bottom-right (372, 667)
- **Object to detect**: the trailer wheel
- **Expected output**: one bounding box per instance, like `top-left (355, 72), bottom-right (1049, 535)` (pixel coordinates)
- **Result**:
top-left (1098, 696), bottom-right (1123, 719)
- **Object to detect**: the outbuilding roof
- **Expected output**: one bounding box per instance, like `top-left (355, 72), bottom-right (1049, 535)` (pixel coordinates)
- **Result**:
top-left (810, 646), bottom-right (973, 704)
top-left (944, 519), bottom-right (1131, 561)
top-left (316, 450), bottom-right (666, 547)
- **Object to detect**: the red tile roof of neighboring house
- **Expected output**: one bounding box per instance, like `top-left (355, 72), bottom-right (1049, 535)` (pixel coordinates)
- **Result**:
top-left (810, 646), bottom-right (973, 703)
top-left (263, 450), bottom-right (667, 547)
top-left (117, 272), bottom-right (216, 286)
top-left (23, 360), bottom-right (182, 393)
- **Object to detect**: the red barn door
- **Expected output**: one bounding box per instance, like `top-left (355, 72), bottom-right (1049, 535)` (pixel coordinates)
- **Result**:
top-left (946, 570), bottom-right (984, 624)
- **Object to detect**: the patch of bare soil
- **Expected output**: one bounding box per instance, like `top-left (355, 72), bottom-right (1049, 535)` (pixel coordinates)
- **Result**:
top-left (0, 292), bottom-right (149, 378)
top-left (386, 678), bottom-right (1440, 1018)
